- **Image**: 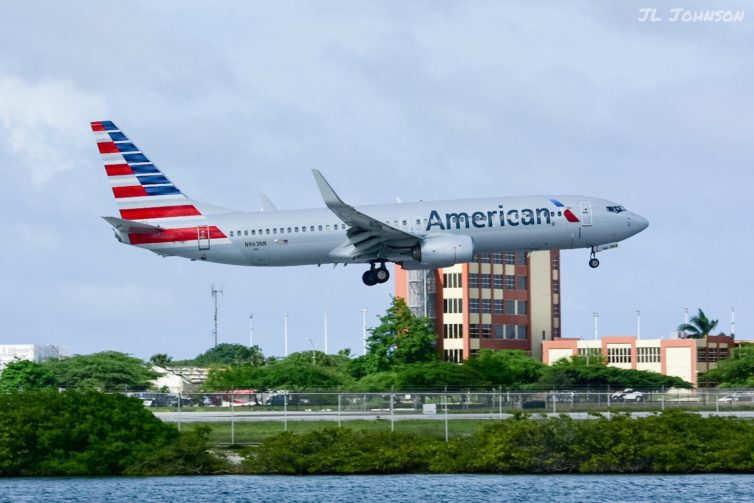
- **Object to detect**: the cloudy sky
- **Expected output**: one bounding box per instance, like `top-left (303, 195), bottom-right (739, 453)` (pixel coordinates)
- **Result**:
top-left (1, 1), bottom-right (751, 360)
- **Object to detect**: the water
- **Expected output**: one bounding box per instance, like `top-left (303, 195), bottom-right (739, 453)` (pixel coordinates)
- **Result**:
top-left (0, 474), bottom-right (751, 502)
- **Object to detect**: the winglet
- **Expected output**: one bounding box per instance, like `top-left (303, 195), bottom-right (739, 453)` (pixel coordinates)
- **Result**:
top-left (312, 169), bottom-right (347, 209)
top-left (259, 193), bottom-right (277, 211)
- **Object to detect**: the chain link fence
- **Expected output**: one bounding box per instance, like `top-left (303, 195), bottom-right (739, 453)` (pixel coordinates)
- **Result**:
top-left (123, 389), bottom-right (754, 445)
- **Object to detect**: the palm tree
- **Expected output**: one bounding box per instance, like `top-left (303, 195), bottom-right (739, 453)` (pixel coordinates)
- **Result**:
top-left (149, 353), bottom-right (173, 367)
top-left (678, 309), bottom-right (719, 339)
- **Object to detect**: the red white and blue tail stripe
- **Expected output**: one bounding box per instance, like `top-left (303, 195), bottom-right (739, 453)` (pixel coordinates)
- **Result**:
top-left (92, 121), bottom-right (228, 247)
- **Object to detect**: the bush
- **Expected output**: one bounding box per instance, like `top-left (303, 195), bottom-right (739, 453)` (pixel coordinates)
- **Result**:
top-left (0, 391), bottom-right (225, 476)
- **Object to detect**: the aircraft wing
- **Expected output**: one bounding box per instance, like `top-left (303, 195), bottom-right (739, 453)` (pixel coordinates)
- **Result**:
top-left (312, 169), bottom-right (421, 261)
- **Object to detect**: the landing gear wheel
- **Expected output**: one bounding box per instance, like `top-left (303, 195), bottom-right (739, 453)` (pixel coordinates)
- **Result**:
top-left (362, 270), bottom-right (378, 286)
top-left (589, 257), bottom-right (600, 268)
top-left (374, 267), bottom-right (390, 284)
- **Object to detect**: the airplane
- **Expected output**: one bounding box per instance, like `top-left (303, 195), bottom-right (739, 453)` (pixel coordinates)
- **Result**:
top-left (92, 121), bottom-right (649, 286)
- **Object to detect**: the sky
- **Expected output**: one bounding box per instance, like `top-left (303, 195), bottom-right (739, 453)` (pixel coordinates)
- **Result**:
top-left (1, 1), bottom-right (752, 360)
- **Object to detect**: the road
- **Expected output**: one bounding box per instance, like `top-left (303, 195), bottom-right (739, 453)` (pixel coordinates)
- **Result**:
top-left (155, 410), bottom-right (754, 423)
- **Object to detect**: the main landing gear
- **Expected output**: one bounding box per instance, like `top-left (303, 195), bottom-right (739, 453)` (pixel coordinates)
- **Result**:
top-left (362, 262), bottom-right (390, 286)
top-left (589, 247), bottom-right (600, 269)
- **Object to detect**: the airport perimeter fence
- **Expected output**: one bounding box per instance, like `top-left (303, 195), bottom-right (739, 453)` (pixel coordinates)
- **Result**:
top-left (127, 389), bottom-right (754, 445)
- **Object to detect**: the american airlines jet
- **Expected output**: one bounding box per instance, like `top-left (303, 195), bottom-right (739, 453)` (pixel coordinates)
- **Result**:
top-left (92, 121), bottom-right (649, 286)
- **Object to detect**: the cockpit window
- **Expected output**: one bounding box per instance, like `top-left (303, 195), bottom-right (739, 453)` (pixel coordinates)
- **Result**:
top-left (607, 205), bottom-right (627, 213)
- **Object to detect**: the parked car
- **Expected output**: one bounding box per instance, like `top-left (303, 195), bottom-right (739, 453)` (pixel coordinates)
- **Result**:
top-left (718, 392), bottom-right (754, 402)
top-left (265, 395), bottom-right (310, 406)
top-left (610, 389), bottom-right (645, 402)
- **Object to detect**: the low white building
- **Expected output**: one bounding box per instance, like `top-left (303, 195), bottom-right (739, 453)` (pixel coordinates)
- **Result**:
top-left (0, 344), bottom-right (61, 372)
top-left (151, 366), bottom-right (209, 394)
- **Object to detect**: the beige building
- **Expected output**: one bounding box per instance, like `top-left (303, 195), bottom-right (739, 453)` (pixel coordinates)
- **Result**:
top-left (542, 335), bottom-right (737, 386)
top-left (396, 250), bottom-right (560, 362)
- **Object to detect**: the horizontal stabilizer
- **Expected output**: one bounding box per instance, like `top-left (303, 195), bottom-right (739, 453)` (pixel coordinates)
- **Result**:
top-left (102, 216), bottom-right (163, 235)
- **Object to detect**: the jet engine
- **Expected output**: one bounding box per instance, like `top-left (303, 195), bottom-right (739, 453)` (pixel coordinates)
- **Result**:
top-left (410, 234), bottom-right (474, 268)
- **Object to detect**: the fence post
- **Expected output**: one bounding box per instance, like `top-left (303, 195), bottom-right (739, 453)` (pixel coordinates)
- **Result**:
top-left (230, 390), bottom-right (236, 445)
top-left (390, 387), bottom-right (394, 432)
top-left (499, 387), bottom-right (502, 419)
top-left (284, 392), bottom-right (288, 432)
top-left (444, 387), bottom-right (449, 444)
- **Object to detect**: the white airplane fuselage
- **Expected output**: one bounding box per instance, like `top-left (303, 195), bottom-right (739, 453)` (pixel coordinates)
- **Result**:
top-left (135, 196), bottom-right (646, 267)
top-left (92, 121), bottom-right (649, 285)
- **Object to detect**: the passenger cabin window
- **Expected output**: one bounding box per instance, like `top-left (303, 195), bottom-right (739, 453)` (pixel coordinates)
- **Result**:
top-left (287, 227), bottom-right (292, 233)
top-left (318, 225), bottom-right (323, 231)
top-left (244, 230), bottom-right (249, 236)
top-left (230, 231), bottom-right (234, 237)
top-left (265, 229), bottom-right (270, 234)
top-left (252, 230), bottom-right (256, 236)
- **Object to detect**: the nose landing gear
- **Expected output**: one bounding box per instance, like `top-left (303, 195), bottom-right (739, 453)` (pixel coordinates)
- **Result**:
top-left (362, 262), bottom-right (390, 286)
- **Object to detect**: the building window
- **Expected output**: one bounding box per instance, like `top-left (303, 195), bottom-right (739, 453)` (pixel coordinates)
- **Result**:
top-left (505, 275), bottom-right (515, 289)
top-left (505, 325), bottom-right (516, 339)
top-left (552, 256), bottom-right (559, 270)
top-left (517, 301), bottom-right (527, 315)
top-left (578, 348), bottom-right (601, 358)
top-left (469, 273), bottom-right (479, 288)
top-left (553, 304), bottom-right (560, 316)
top-left (481, 324), bottom-right (492, 338)
top-left (493, 253), bottom-right (503, 264)
top-left (443, 298), bottom-right (463, 314)
top-left (553, 279), bottom-right (560, 293)
top-left (479, 255), bottom-right (490, 263)
top-left (505, 253), bottom-right (516, 265)
top-left (469, 324), bottom-right (480, 338)
top-left (517, 276), bottom-right (527, 290)
top-left (495, 325), bottom-right (505, 339)
top-left (493, 274), bottom-right (502, 289)
top-left (608, 347), bottom-right (631, 364)
top-left (516, 325), bottom-right (527, 340)
top-left (517, 252), bottom-right (527, 265)
top-left (469, 299), bottom-right (479, 313)
top-left (481, 274), bottom-right (491, 288)
top-left (481, 299), bottom-right (491, 314)
top-left (638, 347), bottom-right (660, 363)
top-left (494, 299), bottom-right (503, 314)
top-left (505, 300), bottom-right (516, 315)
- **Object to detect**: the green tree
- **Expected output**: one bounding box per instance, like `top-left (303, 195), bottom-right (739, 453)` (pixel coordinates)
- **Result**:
top-left (0, 360), bottom-right (57, 392)
top-left (149, 353), bottom-right (173, 367)
top-left (678, 308), bottom-right (720, 339)
top-left (44, 351), bottom-right (158, 391)
top-left (260, 359), bottom-right (349, 391)
top-left (701, 345), bottom-right (754, 387)
top-left (394, 361), bottom-right (487, 390)
top-left (464, 350), bottom-right (547, 388)
top-left (365, 297), bottom-right (436, 372)
top-left (186, 343), bottom-right (262, 366)
top-left (203, 364), bottom-right (267, 391)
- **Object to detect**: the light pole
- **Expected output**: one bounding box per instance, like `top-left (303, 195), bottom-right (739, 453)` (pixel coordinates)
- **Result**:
top-left (307, 338), bottom-right (316, 366)
top-left (284, 312), bottom-right (288, 357)
top-left (324, 308), bottom-right (328, 355)
top-left (593, 312), bottom-right (599, 340)
top-left (636, 310), bottom-right (641, 340)
top-left (362, 308), bottom-right (368, 355)
top-left (249, 314), bottom-right (254, 348)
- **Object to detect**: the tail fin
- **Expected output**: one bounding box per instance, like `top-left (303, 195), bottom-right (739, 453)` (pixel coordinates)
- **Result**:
top-left (92, 120), bottom-right (237, 226)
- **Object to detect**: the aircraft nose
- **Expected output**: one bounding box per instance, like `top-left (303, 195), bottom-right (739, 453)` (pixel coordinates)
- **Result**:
top-left (631, 214), bottom-right (649, 232)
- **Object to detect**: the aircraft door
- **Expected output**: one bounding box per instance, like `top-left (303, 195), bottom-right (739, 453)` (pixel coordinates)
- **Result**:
top-left (579, 202), bottom-right (593, 226)
top-left (197, 225), bottom-right (211, 250)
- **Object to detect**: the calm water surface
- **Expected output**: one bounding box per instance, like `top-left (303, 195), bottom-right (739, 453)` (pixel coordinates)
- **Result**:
top-left (0, 474), bottom-right (752, 502)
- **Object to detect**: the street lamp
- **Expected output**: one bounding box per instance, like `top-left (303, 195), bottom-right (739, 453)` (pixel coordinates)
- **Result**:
top-left (307, 338), bottom-right (316, 366)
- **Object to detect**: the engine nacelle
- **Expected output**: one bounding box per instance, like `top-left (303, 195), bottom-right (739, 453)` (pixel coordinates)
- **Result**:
top-left (412, 234), bottom-right (474, 268)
